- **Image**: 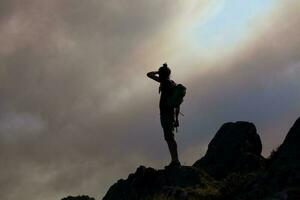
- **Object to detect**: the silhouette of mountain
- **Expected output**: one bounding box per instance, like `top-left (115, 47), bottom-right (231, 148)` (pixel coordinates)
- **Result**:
top-left (61, 117), bottom-right (300, 200)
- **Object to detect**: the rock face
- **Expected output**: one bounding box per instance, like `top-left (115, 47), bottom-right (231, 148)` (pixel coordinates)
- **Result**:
top-left (193, 121), bottom-right (264, 179)
top-left (271, 117), bottom-right (300, 166)
top-left (268, 117), bottom-right (300, 189)
top-left (103, 166), bottom-right (215, 200)
top-left (239, 117), bottom-right (300, 200)
top-left (63, 118), bottom-right (300, 200)
top-left (102, 121), bottom-right (268, 200)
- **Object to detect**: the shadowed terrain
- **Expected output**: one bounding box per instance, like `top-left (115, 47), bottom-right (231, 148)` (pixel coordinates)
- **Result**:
top-left (62, 116), bottom-right (300, 200)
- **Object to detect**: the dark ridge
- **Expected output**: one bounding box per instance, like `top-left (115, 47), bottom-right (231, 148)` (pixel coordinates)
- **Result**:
top-left (62, 117), bottom-right (300, 200)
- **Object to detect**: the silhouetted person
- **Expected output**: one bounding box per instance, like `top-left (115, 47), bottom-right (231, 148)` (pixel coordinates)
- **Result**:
top-left (147, 63), bottom-right (181, 167)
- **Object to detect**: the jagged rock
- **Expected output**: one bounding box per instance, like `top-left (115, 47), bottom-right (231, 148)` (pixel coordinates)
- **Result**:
top-left (237, 117), bottom-right (300, 200)
top-left (269, 117), bottom-right (300, 188)
top-left (61, 195), bottom-right (95, 200)
top-left (102, 165), bottom-right (216, 200)
top-left (271, 117), bottom-right (300, 166)
top-left (193, 121), bottom-right (265, 179)
top-left (90, 117), bottom-right (300, 200)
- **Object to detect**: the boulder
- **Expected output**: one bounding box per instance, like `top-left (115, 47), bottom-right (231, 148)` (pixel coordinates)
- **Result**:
top-left (193, 121), bottom-right (265, 179)
top-left (237, 117), bottom-right (300, 200)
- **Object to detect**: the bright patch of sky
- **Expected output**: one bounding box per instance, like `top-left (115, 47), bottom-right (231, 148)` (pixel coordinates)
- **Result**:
top-left (188, 0), bottom-right (275, 51)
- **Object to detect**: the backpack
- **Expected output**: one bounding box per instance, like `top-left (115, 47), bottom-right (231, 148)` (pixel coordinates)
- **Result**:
top-left (168, 83), bottom-right (187, 108)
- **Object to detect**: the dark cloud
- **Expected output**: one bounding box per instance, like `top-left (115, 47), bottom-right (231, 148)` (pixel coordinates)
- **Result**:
top-left (0, 1), bottom-right (203, 199)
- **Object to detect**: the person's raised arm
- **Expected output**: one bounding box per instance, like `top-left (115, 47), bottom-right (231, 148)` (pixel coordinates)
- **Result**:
top-left (147, 71), bottom-right (160, 82)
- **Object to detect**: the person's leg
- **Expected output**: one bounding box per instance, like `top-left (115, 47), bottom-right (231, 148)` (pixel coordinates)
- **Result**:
top-left (166, 135), bottom-right (179, 162)
top-left (161, 113), bottom-right (180, 164)
top-left (163, 127), bottom-right (179, 162)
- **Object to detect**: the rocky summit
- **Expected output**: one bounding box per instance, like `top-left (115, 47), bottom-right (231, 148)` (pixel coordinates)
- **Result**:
top-left (62, 117), bottom-right (300, 200)
top-left (238, 117), bottom-right (300, 200)
top-left (193, 121), bottom-right (265, 179)
top-left (103, 166), bottom-right (216, 200)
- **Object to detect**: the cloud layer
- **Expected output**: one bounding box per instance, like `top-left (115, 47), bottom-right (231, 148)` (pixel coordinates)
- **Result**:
top-left (0, 1), bottom-right (300, 200)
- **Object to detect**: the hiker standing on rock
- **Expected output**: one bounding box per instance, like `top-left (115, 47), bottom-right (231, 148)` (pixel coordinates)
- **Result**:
top-left (147, 63), bottom-right (186, 168)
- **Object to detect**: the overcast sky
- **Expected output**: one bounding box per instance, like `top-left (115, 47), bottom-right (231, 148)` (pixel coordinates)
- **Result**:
top-left (1, 1), bottom-right (300, 200)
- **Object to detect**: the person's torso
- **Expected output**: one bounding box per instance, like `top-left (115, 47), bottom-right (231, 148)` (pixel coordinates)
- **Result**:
top-left (159, 79), bottom-right (175, 113)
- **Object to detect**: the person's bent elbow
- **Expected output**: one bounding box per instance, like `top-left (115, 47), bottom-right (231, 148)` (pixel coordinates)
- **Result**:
top-left (147, 71), bottom-right (160, 82)
top-left (147, 71), bottom-right (155, 77)
top-left (146, 72), bottom-right (152, 78)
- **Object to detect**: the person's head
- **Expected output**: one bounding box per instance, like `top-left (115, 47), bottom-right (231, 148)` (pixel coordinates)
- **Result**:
top-left (158, 63), bottom-right (171, 80)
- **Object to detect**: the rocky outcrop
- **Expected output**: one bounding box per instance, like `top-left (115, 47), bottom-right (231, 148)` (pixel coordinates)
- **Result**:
top-left (193, 121), bottom-right (265, 179)
top-left (62, 117), bottom-right (300, 200)
top-left (238, 117), bottom-right (300, 200)
top-left (102, 121), bottom-right (268, 200)
top-left (103, 165), bottom-right (215, 200)
top-left (270, 117), bottom-right (300, 186)
top-left (271, 117), bottom-right (300, 166)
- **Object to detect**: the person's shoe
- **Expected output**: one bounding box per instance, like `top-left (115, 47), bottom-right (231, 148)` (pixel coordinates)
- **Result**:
top-left (165, 160), bottom-right (181, 169)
